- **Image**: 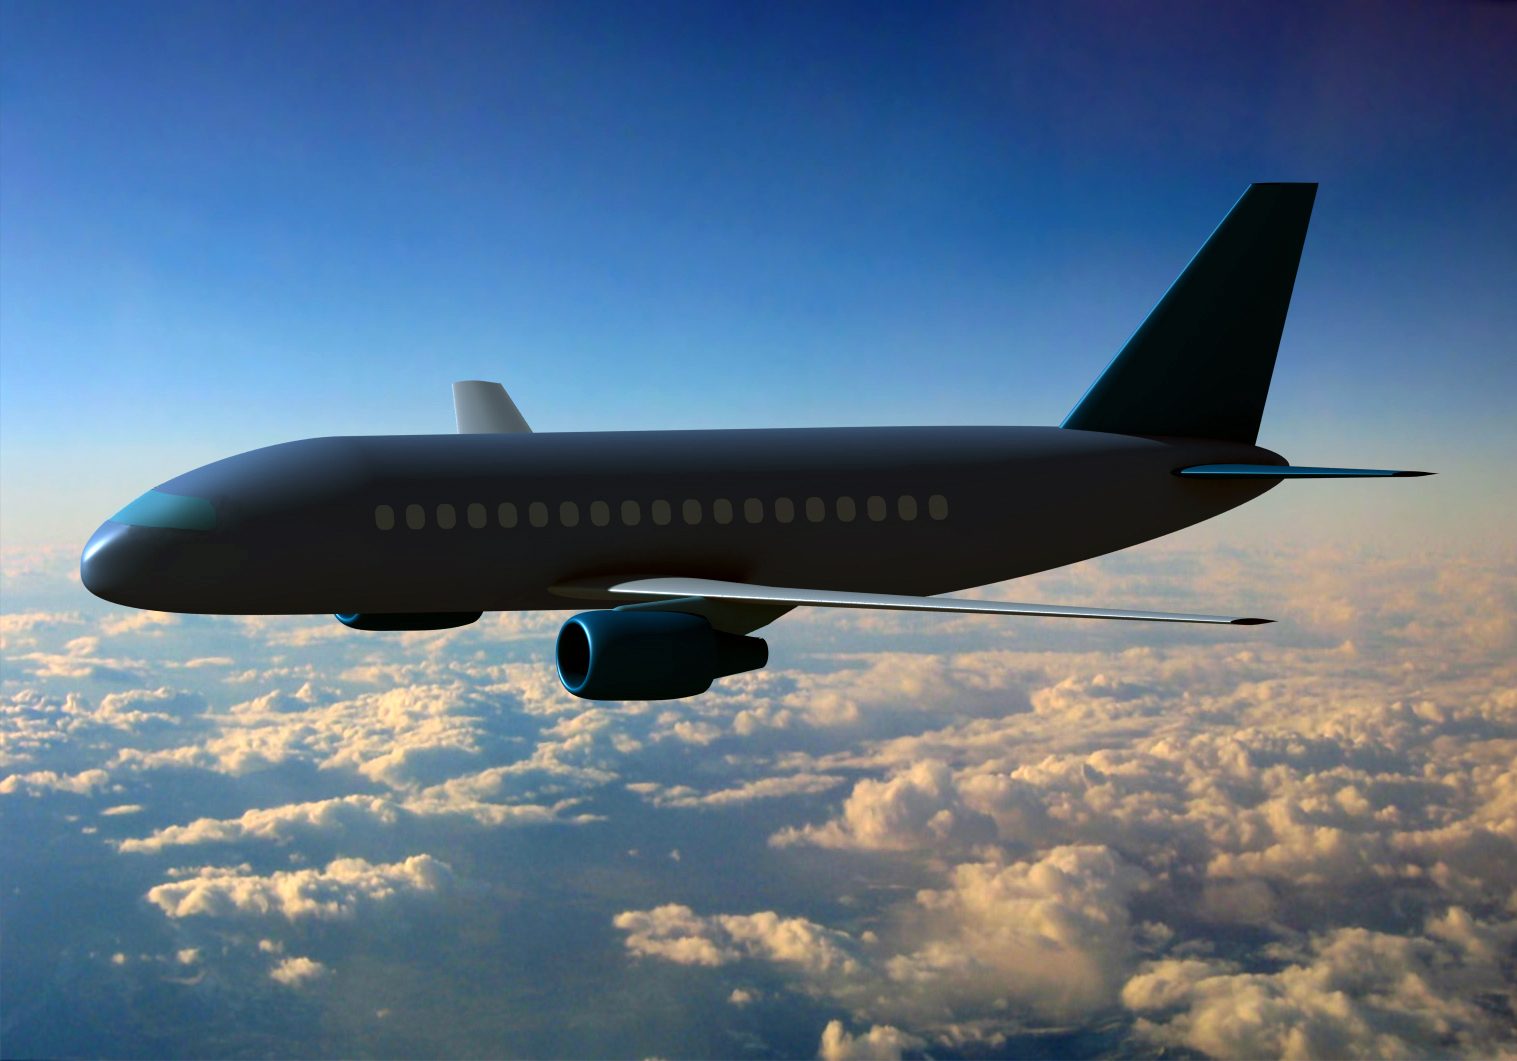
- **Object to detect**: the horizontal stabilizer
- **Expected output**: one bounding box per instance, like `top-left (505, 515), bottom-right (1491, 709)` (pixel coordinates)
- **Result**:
top-left (1178, 464), bottom-right (1432, 479)
top-left (551, 576), bottom-right (1271, 626)
top-left (453, 381), bottom-right (532, 434)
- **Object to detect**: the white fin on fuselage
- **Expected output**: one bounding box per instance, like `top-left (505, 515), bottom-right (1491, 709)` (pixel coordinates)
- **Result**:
top-left (452, 380), bottom-right (532, 434)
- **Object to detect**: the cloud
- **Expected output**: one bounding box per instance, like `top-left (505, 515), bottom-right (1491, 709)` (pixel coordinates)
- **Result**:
top-left (630, 773), bottom-right (846, 809)
top-left (818, 1020), bottom-right (924, 1061)
top-left (118, 796), bottom-right (402, 852)
top-left (145, 855), bottom-right (450, 920)
top-left (614, 904), bottom-right (862, 976)
top-left (885, 846), bottom-right (1147, 1022)
top-left (613, 845), bottom-right (1149, 1031)
top-left (99, 611), bottom-right (181, 637)
top-left (0, 768), bottom-right (111, 796)
top-left (269, 956), bottom-right (329, 987)
top-left (771, 760), bottom-right (994, 851)
top-left (5, 542), bottom-right (1515, 1055)
top-left (0, 611), bottom-right (84, 648)
top-left (1124, 909), bottom-right (1517, 1059)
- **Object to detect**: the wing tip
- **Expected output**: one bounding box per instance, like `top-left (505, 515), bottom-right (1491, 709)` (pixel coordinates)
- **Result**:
top-left (1392, 470), bottom-right (1434, 477)
top-left (1231, 617), bottom-right (1274, 625)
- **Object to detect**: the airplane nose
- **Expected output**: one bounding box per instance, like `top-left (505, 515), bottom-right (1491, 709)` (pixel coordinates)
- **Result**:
top-left (81, 521), bottom-right (161, 606)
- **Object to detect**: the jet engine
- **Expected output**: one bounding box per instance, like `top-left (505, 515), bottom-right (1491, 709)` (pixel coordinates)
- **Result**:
top-left (556, 609), bottom-right (767, 700)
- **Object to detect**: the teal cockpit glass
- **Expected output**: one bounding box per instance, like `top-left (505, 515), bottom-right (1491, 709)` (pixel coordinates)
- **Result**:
top-left (110, 490), bottom-right (217, 531)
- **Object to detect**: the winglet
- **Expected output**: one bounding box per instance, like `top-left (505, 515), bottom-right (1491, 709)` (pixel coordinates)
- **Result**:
top-left (453, 381), bottom-right (532, 434)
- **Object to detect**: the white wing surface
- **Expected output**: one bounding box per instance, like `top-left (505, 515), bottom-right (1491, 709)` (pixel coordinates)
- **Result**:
top-left (550, 576), bottom-right (1271, 626)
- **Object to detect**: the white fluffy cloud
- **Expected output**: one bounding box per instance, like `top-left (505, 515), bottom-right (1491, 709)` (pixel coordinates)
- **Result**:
top-left (146, 855), bottom-right (450, 920)
top-left (615, 845), bottom-right (1148, 1027)
top-left (818, 1020), bottom-right (924, 1060)
top-left (614, 904), bottom-right (861, 977)
top-left (0, 767), bottom-right (111, 795)
top-left (269, 955), bottom-right (329, 987)
top-left (1124, 909), bottom-right (1517, 1058)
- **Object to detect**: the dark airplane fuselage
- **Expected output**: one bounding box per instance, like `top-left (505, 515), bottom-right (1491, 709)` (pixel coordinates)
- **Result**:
top-left (81, 426), bottom-right (1282, 615)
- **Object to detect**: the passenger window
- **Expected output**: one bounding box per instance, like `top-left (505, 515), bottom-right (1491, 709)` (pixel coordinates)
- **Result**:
top-left (929, 494), bottom-right (948, 520)
top-left (591, 501), bottom-right (610, 526)
top-left (775, 498), bottom-right (794, 523)
top-left (622, 500), bottom-right (642, 526)
top-left (867, 496), bottom-right (886, 521)
top-left (529, 502), bottom-right (549, 528)
top-left (560, 501), bottom-right (580, 527)
top-left (898, 495), bottom-right (917, 521)
top-left (406, 504), bottom-right (425, 530)
top-left (467, 503), bottom-right (486, 529)
top-left (499, 502), bottom-right (518, 528)
top-left (437, 503), bottom-right (457, 530)
top-left (836, 497), bottom-right (856, 522)
top-left (713, 499), bottom-right (733, 524)
top-left (375, 505), bottom-right (395, 530)
top-left (744, 498), bottom-right (764, 524)
top-left (683, 499), bottom-right (702, 525)
top-left (805, 497), bottom-right (825, 522)
top-left (652, 500), bottom-right (672, 525)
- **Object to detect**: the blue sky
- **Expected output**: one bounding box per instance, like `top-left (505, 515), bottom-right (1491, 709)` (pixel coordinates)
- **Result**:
top-left (3, 0), bottom-right (1514, 545)
top-left (2, 6), bottom-right (1517, 1059)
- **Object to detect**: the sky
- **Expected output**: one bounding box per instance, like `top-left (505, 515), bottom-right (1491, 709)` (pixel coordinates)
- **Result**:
top-left (2, 2), bottom-right (1515, 1059)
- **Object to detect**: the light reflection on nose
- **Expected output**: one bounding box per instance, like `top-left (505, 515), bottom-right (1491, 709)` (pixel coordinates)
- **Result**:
top-left (80, 521), bottom-right (154, 604)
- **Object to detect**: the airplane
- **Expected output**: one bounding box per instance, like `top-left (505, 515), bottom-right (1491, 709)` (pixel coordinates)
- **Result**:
top-left (81, 183), bottom-right (1429, 701)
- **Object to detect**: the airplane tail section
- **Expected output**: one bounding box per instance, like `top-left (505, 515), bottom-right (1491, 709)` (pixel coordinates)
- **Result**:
top-left (1062, 182), bottom-right (1317, 444)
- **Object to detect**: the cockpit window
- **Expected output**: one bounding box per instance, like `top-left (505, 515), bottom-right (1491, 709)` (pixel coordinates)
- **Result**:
top-left (110, 490), bottom-right (217, 531)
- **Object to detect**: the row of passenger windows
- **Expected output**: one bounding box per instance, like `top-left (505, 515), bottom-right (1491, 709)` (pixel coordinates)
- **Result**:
top-left (374, 494), bottom-right (948, 531)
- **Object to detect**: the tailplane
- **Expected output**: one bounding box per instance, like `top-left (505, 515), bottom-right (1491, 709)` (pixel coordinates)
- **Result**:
top-left (1062, 183), bottom-right (1317, 444)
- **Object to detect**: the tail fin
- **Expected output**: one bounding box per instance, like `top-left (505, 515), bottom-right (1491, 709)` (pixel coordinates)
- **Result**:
top-left (1062, 183), bottom-right (1317, 444)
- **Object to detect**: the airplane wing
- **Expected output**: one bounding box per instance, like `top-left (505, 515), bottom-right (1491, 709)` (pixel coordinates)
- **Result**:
top-left (550, 576), bottom-right (1271, 630)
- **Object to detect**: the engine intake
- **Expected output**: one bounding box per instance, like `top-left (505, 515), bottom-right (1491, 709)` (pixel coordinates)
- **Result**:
top-left (556, 609), bottom-right (767, 701)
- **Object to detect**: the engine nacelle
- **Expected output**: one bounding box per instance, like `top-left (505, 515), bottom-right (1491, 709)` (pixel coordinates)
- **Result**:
top-left (556, 610), bottom-right (767, 701)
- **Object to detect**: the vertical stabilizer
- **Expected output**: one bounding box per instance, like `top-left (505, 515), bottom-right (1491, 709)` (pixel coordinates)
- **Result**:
top-left (1062, 183), bottom-right (1317, 444)
top-left (452, 381), bottom-right (532, 434)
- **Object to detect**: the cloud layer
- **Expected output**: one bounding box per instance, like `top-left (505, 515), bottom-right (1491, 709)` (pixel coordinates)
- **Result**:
top-left (4, 542), bottom-right (1514, 1057)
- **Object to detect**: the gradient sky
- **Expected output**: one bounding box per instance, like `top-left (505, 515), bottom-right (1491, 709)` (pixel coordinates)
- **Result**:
top-left (2, 0), bottom-right (1514, 547)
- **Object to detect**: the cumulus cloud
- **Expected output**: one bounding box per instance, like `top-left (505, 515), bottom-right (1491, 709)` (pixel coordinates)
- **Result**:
top-left (118, 796), bottom-right (402, 852)
top-left (269, 956), bottom-right (330, 987)
top-left (0, 768), bottom-right (111, 796)
top-left (145, 855), bottom-right (450, 920)
top-left (771, 760), bottom-right (994, 851)
top-left (614, 904), bottom-right (862, 976)
top-left (1124, 909), bottom-right (1517, 1058)
top-left (818, 1020), bottom-right (924, 1061)
top-left (614, 845), bottom-right (1147, 1027)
